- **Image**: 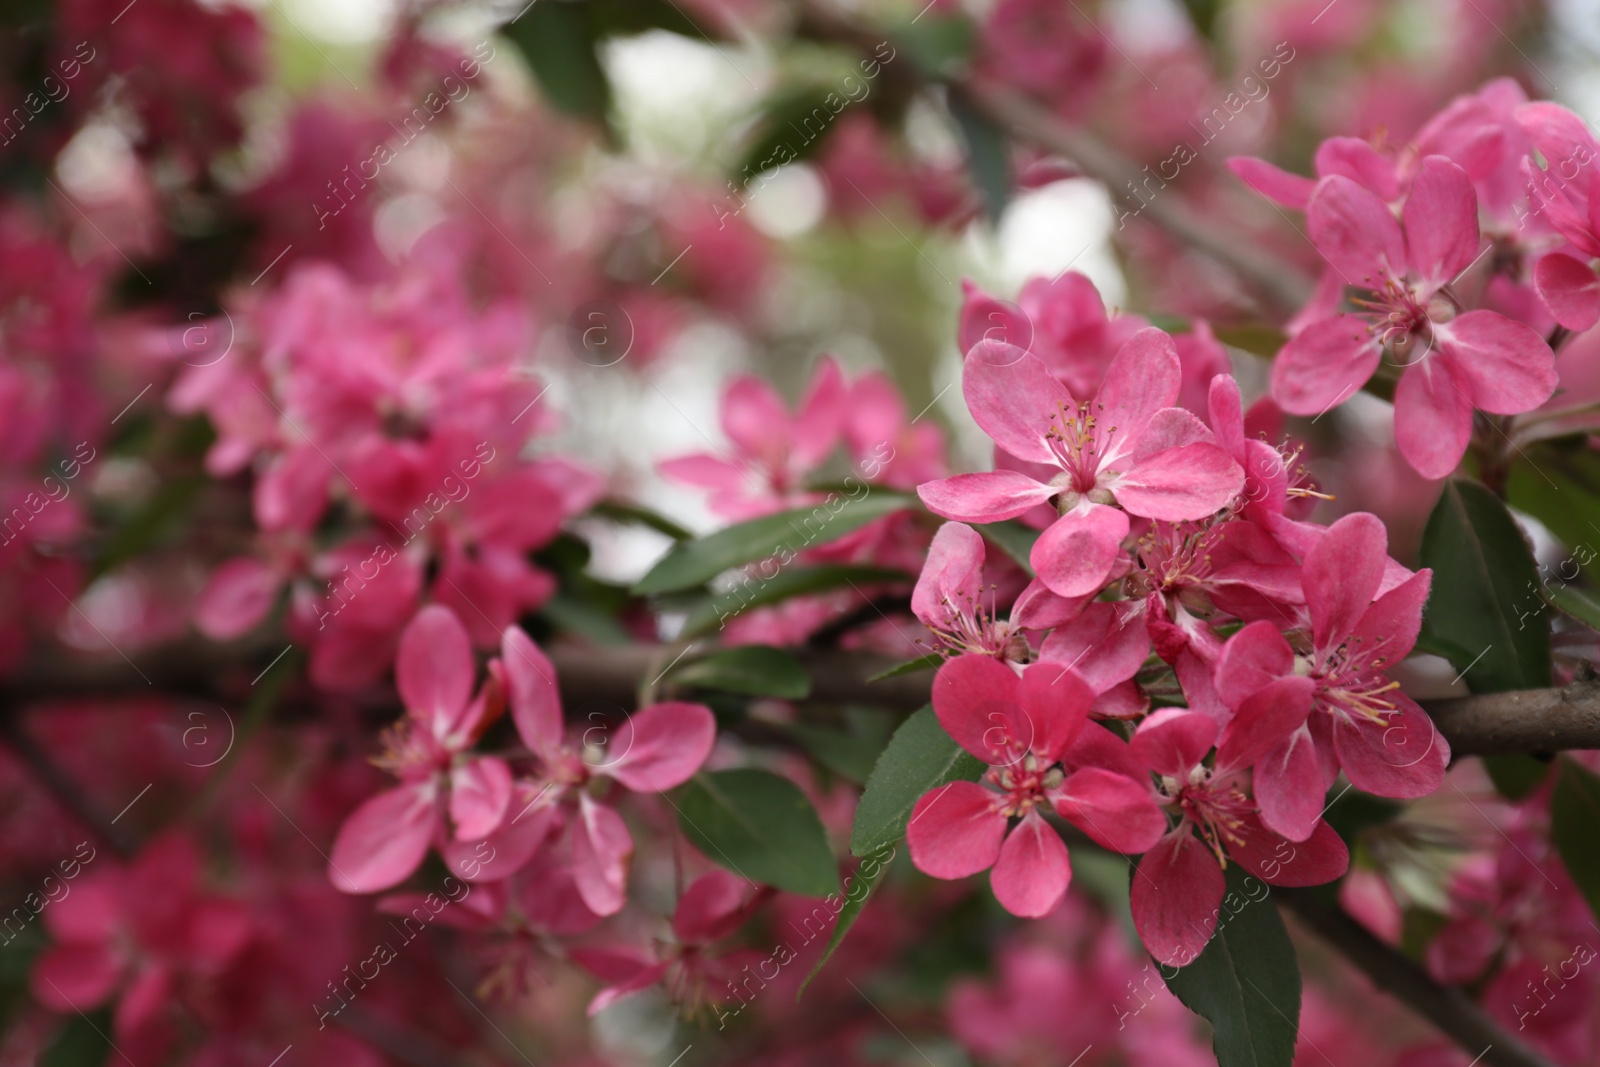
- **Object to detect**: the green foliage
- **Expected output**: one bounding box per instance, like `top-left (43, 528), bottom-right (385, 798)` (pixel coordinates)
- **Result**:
top-left (1162, 865), bottom-right (1302, 1067)
top-left (797, 844), bottom-right (898, 995)
top-left (850, 705), bottom-right (984, 857)
top-left (672, 645), bottom-right (812, 699)
top-left (633, 492), bottom-right (914, 594)
top-left (676, 769), bottom-right (840, 896)
top-left (1551, 757), bottom-right (1600, 924)
top-left (679, 564), bottom-right (910, 638)
top-left (786, 707), bottom-right (896, 785)
top-left (949, 88), bottom-right (1010, 221)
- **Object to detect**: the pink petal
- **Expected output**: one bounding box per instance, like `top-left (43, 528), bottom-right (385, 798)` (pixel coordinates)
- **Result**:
top-left (1038, 601), bottom-right (1149, 695)
top-left (520, 865), bottom-right (604, 936)
top-left (1031, 503), bottom-right (1128, 598)
top-left (1227, 156), bottom-right (1314, 210)
top-left (932, 653), bottom-right (1024, 763)
top-left (438, 783), bottom-right (557, 882)
top-left (1350, 568), bottom-right (1432, 666)
top-left (721, 375), bottom-right (790, 464)
top-left (958, 284), bottom-right (1034, 354)
top-left (1307, 174), bottom-right (1408, 286)
top-left (1053, 768), bottom-right (1165, 853)
top-left (1271, 315), bottom-right (1381, 415)
top-left (396, 605), bottom-right (475, 737)
top-left (1131, 830), bottom-right (1226, 968)
top-left (1097, 328), bottom-right (1182, 453)
top-left (1134, 407), bottom-right (1216, 455)
top-left (1332, 694), bottom-right (1450, 798)
top-left (194, 558), bottom-right (279, 641)
top-left (1533, 252), bottom-right (1600, 332)
top-left (673, 870), bottom-right (754, 944)
top-left (906, 781), bottom-right (1006, 879)
top-left (502, 626), bottom-right (563, 758)
top-left (587, 962), bottom-right (673, 1017)
top-left (114, 965), bottom-right (172, 1038)
top-left (1249, 726), bottom-right (1329, 842)
top-left (658, 453), bottom-right (749, 491)
top-left (962, 345), bottom-right (1075, 465)
top-left (1313, 137), bottom-right (1400, 201)
top-left (792, 356), bottom-right (847, 470)
top-left (1010, 577), bottom-right (1090, 631)
top-left (571, 794), bottom-right (633, 916)
top-left (1208, 373), bottom-right (1246, 459)
top-left (31, 943), bottom-right (122, 1011)
top-left (1014, 662), bottom-right (1095, 762)
top-left (1394, 357), bottom-right (1473, 479)
top-left (918, 470), bottom-right (1058, 523)
top-left (1426, 916), bottom-right (1502, 984)
top-left (1231, 815), bottom-right (1349, 887)
top-left (1114, 442), bottom-right (1243, 522)
top-left (1434, 310), bottom-right (1559, 415)
top-left (1131, 708), bottom-right (1218, 777)
top-left (1305, 511), bottom-right (1388, 655)
top-left (990, 811), bottom-right (1070, 917)
top-left (449, 757), bottom-right (513, 841)
top-left (328, 782), bottom-right (439, 894)
top-left (1403, 156), bottom-right (1481, 291)
top-left (1214, 620), bottom-right (1296, 708)
top-left (603, 702), bottom-right (716, 793)
top-left (1217, 675), bottom-right (1315, 772)
top-left (912, 522), bottom-right (987, 632)
top-left (1516, 102), bottom-right (1599, 189)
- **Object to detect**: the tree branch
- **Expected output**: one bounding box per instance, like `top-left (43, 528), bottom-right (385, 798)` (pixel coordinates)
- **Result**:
top-left (1279, 890), bottom-right (1558, 1067)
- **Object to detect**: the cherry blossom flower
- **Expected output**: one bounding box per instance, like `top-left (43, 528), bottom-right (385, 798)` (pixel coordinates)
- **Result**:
top-left (917, 334), bottom-right (1244, 599)
top-left (1214, 512), bottom-right (1446, 841)
top-left (1273, 156), bottom-right (1557, 478)
top-left (907, 655), bottom-right (1167, 917)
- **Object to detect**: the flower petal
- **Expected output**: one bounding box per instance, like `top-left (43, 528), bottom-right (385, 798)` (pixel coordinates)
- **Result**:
top-left (502, 626), bottom-right (564, 758)
top-left (329, 782), bottom-right (439, 894)
top-left (1053, 768), bottom-right (1166, 853)
top-left (1015, 661), bottom-right (1096, 762)
top-left (1227, 156), bottom-right (1314, 210)
top-left (1215, 620), bottom-right (1296, 709)
top-left (1434, 310), bottom-right (1559, 415)
top-left (906, 781), bottom-right (1005, 879)
top-left (918, 471), bottom-right (1058, 523)
top-left (449, 756), bottom-right (513, 841)
top-left (1114, 442), bottom-right (1243, 522)
top-left (1305, 511), bottom-right (1388, 655)
top-left (1231, 815), bottom-right (1349, 887)
top-left (602, 702), bottom-right (716, 793)
top-left (1393, 357), bottom-right (1473, 480)
top-left (1131, 708), bottom-right (1219, 777)
top-left (1332, 694), bottom-right (1450, 798)
top-left (912, 522), bottom-right (987, 633)
top-left (1533, 252), bottom-right (1600, 332)
top-left (397, 605), bottom-right (475, 736)
top-left (1217, 675), bottom-right (1315, 773)
top-left (194, 558), bottom-right (279, 641)
top-left (1097, 328), bottom-right (1182, 457)
top-left (571, 794), bottom-right (633, 916)
top-left (990, 811), bottom-right (1070, 917)
top-left (1307, 174), bottom-right (1408, 286)
top-left (1131, 830), bottom-right (1225, 968)
top-left (962, 344), bottom-right (1075, 465)
top-left (1403, 156), bottom-right (1481, 292)
top-left (1250, 726), bottom-right (1330, 842)
top-left (1031, 504), bottom-right (1127, 598)
top-left (1272, 315), bottom-right (1382, 416)
top-left (933, 653), bottom-right (1024, 763)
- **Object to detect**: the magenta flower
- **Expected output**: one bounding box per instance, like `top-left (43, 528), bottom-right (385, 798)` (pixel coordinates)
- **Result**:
top-left (1519, 102), bottom-right (1600, 331)
top-left (1274, 156), bottom-right (1557, 478)
top-left (498, 626), bottom-right (717, 915)
top-left (1127, 708), bottom-right (1351, 967)
top-left (913, 521), bottom-right (1078, 661)
top-left (907, 655), bottom-right (1167, 917)
top-left (917, 333), bottom-right (1244, 599)
top-left (1214, 512), bottom-right (1447, 842)
top-left (327, 604), bottom-right (517, 894)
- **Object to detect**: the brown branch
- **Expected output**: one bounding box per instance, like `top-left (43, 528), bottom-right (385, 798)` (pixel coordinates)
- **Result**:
top-left (1279, 891), bottom-right (1558, 1067)
top-left (792, 0), bottom-right (1316, 319)
top-left (10, 641), bottom-right (1600, 757)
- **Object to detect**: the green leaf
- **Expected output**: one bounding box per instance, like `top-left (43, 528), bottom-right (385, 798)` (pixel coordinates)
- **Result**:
top-left (92, 473), bottom-right (207, 579)
top-left (1162, 864), bottom-right (1301, 1067)
top-left (798, 844), bottom-right (898, 997)
top-left (891, 14), bottom-right (976, 78)
top-left (588, 0), bottom-right (713, 37)
top-left (850, 705), bottom-right (984, 857)
top-left (949, 89), bottom-right (1011, 222)
top-left (1551, 757), bottom-right (1600, 924)
top-left (672, 645), bottom-right (812, 699)
top-left (40, 1009), bottom-right (114, 1067)
top-left (1506, 436), bottom-right (1600, 584)
top-left (505, 1), bottom-right (614, 130)
top-left (676, 769), bottom-right (840, 896)
top-left (977, 520), bottom-right (1039, 574)
top-left (1418, 479), bottom-right (1550, 693)
top-left (1546, 583), bottom-right (1600, 630)
top-left (1483, 753), bottom-right (1552, 801)
top-left (590, 499), bottom-right (693, 540)
top-left (679, 564), bottom-right (911, 639)
top-left (868, 653), bottom-right (943, 681)
top-left (735, 84), bottom-right (848, 182)
top-left (787, 708), bottom-right (894, 785)
top-left (634, 492), bottom-right (914, 595)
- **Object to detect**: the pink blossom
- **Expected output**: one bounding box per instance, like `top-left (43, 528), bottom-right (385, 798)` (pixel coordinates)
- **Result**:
top-left (1126, 709), bottom-right (1350, 966)
top-left (1214, 512), bottom-right (1447, 841)
top-left (907, 655), bottom-right (1167, 917)
top-left (918, 334), bottom-right (1244, 598)
top-left (1273, 156), bottom-right (1557, 477)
